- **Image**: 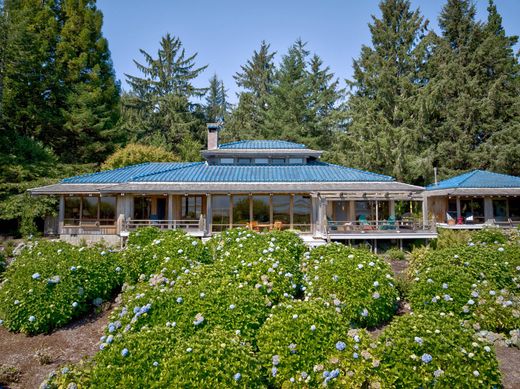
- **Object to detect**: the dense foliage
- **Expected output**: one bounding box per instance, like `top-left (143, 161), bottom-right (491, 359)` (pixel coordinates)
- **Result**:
top-left (0, 228), bottom-right (512, 387)
top-left (303, 243), bottom-right (399, 327)
top-left (0, 241), bottom-right (123, 334)
top-left (101, 143), bottom-right (178, 170)
top-left (373, 312), bottom-right (502, 387)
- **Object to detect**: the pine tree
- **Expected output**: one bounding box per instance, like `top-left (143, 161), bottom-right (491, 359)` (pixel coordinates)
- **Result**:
top-left (57, 0), bottom-right (120, 162)
top-left (205, 74), bottom-right (228, 123)
top-left (123, 33), bottom-right (207, 155)
top-left (341, 0), bottom-right (428, 182)
top-left (227, 41), bottom-right (276, 140)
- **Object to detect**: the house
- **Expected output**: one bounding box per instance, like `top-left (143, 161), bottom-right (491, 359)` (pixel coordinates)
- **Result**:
top-left (425, 170), bottom-right (520, 229)
top-left (29, 124), bottom-right (436, 247)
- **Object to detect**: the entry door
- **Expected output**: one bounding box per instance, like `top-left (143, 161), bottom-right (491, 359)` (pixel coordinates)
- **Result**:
top-left (156, 198), bottom-right (167, 220)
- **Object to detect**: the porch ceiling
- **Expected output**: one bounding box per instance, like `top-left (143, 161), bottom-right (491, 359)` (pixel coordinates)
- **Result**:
top-left (425, 188), bottom-right (520, 197)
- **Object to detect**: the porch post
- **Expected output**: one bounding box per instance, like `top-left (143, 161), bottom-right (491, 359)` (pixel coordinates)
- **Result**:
top-left (311, 194), bottom-right (318, 236)
top-left (422, 195), bottom-right (428, 228)
top-left (375, 200), bottom-right (379, 227)
top-left (167, 194), bottom-right (173, 229)
top-left (456, 197), bottom-right (461, 222)
top-left (206, 194), bottom-right (212, 235)
top-left (389, 200), bottom-right (395, 217)
top-left (58, 195), bottom-right (65, 234)
top-left (349, 201), bottom-right (356, 222)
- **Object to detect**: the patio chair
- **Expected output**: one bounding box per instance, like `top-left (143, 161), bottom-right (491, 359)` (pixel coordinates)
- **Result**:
top-left (327, 215), bottom-right (337, 231)
top-left (358, 215), bottom-right (374, 231)
top-left (380, 215), bottom-right (396, 230)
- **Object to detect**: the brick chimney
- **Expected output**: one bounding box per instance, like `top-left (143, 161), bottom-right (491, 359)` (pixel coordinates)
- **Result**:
top-left (207, 123), bottom-right (220, 150)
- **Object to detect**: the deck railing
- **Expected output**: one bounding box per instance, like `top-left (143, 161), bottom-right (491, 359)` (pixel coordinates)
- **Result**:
top-left (326, 219), bottom-right (434, 234)
top-left (124, 219), bottom-right (204, 232)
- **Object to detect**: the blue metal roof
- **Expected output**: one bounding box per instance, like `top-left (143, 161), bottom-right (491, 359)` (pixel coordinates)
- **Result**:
top-left (62, 161), bottom-right (394, 184)
top-left (218, 140), bottom-right (308, 149)
top-left (427, 170), bottom-right (520, 190)
top-left (61, 163), bottom-right (187, 184)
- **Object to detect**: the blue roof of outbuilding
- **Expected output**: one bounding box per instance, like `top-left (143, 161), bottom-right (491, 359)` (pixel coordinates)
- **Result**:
top-left (218, 140), bottom-right (307, 149)
top-left (62, 161), bottom-right (394, 184)
top-left (426, 170), bottom-right (520, 190)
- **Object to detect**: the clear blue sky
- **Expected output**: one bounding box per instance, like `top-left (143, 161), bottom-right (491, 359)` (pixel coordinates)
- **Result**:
top-left (97, 0), bottom-right (520, 104)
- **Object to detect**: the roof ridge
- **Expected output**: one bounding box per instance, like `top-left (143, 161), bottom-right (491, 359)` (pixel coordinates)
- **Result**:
top-left (131, 162), bottom-right (203, 180)
top-left (61, 162), bottom-right (152, 183)
top-left (457, 169), bottom-right (480, 185)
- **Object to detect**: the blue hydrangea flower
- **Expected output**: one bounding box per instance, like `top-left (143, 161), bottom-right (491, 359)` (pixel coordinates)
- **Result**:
top-left (72, 302), bottom-right (78, 308)
top-left (271, 367), bottom-right (278, 377)
top-left (361, 309), bottom-right (368, 317)
top-left (233, 373), bottom-right (242, 381)
top-left (335, 341), bottom-right (346, 351)
top-left (310, 324), bottom-right (316, 331)
top-left (467, 299), bottom-right (475, 305)
top-left (473, 370), bottom-right (480, 377)
top-left (434, 369), bottom-right (444, 378)
top-left (29, 315), bottom-right (36, 322)
top-left (176, 297), bottom-right (183, 304)
top-left (153, 361), bottom-right (159, 367)
top-left (289, 377), bottom-right (295, 383)
top-left (32, 273), bottom-right (41, 280)
top-left (61, 367), bottom-right (69, 374)
top-left (414, 337), bottom-right (423, 345)
top-left (292, 314), bottom-right (298, 319)
top-left (373, 281), bottom-right (379, 287)
top-left (421, 353), bottom-right (432, 363)
top-left (229, 304), bottom-right (236, 310)
top-left (186, 347), bottom-right (192, 353)
top-left (115, 267), bottom-right (121, 272)
top-left (70, 266), bottom-right (77, 271)
top-left (353, 352), bottom-right (359, 359)
top-left (442, 283), bottom-right (448, 289)
top-left (121, 348), bottom-right (129, 357)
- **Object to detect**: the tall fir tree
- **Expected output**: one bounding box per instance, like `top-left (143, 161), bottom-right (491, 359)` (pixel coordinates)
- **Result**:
top-left (264, 39), bottom-right (312, 143)
top-left (123, 33), bottom-right (207, 158)
top-left (226, 41), bottom-right (276, 140)
top-left (205, 74), bottom-right (228, 123)
top-left (1, 0), bottom-right (61, 145)
top-left (339, 0), bottom-right (429, 182)
top-left (57, 0), bottom-right (120, 162)
top-left (474, 0), bottom-right (520, 175)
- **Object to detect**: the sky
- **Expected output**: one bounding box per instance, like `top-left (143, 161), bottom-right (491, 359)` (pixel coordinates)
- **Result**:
top-left (97, 0), bottom-right (520, 104)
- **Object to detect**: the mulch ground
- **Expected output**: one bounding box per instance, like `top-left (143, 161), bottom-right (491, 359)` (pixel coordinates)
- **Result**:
top-left (0, 304), bottom-right (114, 389)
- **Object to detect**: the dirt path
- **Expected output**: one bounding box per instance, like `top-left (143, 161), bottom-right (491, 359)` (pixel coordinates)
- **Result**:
top-left (495, 344), bottom-right (520, 389)
top-left (0, 305), bottom-right (114, 389)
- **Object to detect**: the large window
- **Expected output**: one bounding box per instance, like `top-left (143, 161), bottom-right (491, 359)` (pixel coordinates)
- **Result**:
top-left (99, 197), bottom-right (117, 225)
top-left (82, 197), bottom-right (99, 222)
top-left (252, 195), bottom-right (270, 225)
top-left (493, 199), bottom-right (508, 221)
top-left (272, 195), bottom-right (290, 227)
top-left (64, 197), bottom-right (81, 225)
top-left (460, 198), bottom-right (484, 223)
top-left (232, 195), bottom-right (250, 227)
top-left (182, 195), bottom-right (203, 219)
top-left (64, 196), bottom-right (117, 226)
top-left (212, 195), bottom-right (230, 232)
top-left (134, 197), bottom-right (151, 220)
top-left (293, 195), bottom-right (311, 231)
top-left (509, 198), bottom-right (520, 221)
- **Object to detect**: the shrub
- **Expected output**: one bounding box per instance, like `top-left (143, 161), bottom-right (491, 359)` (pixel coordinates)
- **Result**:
top-left (257, 299), bottom-right (370, 387)
top-left (46, 327), bottom-right (264, 388)
top-left (408, 245), bottom-right (520, 332)
top-left (207, 229), bottom-right (304, 302)
top-left (472, 227), bottom-right (508, 245)
top-left (121, 229), bottom-right (211, 283)
top-left (102, 143), bottom-right (178, 170)
top-left (105, 265), bottom-right (271, 342)
top-left (373, 312), bottom-right (501, 388)
top-left (384, 248), bottom-right (406, 261)
top-left (303, 243), bottom-right (399, 327)
top-left (431, 228), bottom-right (473, 249)
top-left (0, 241), bottom-right (123, 334)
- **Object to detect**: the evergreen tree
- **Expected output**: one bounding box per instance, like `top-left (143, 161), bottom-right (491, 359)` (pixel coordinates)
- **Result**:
top-left (1, 0), bottom-right (61, 145)
top-left (474, 1), bottom-right (520, 175)
top-left (205, 74), bottom-right (228, 122)
top-left (340, 0), bottom-right (429, 182)
top-left (123, 33), bottom-right (207, 155)
top-left (264, 39), bottom-right (312, 143)
top-left (57, 0), bottom-right (120, 163)
top-left (226, 41), bottom-right (276, 140)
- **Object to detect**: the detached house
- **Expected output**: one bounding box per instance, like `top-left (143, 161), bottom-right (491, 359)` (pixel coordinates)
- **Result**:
top-left (29, 124), bottom-right (436, 246)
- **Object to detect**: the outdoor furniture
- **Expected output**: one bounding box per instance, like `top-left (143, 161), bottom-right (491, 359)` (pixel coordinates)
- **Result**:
top-left (379, 215), bottom-right (396, 230)
top-left (273, 221), bottom-right (283, 230)
top-left (359, 215), bottom-right (374, 231)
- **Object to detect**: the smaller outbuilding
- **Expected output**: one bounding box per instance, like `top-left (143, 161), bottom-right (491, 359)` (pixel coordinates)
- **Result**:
top-left (425, 170), bottom-right (520, 228)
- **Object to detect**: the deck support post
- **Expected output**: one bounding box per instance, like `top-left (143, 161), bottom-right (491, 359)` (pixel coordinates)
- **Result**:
top-left (167, 194), bottom-right (173, 229)
top-left (206, 194), bottom-right (212, 236)
top-left (374, 239), bottom-right (378, 254)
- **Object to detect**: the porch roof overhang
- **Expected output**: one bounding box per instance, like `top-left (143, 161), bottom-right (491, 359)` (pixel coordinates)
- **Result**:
top-left (425, 188), bottom-right (520, 197)
top-left (28, 183), bottom-right (117, 195)
top-left (28, 181), bottom-right (424, 198)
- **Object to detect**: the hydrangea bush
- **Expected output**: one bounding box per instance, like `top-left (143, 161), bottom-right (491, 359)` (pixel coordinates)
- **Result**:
top-left (46, 327), bottom-right (264, 388)
top-left (257, 299), bottom-right (370, 387)
top-left (408, 245), bottom-right (520, 332)
top-left (207, 229), bottom-right (305, 302)
top-left (373, 312), bottom-right (501, 388)
top-left (121, 229), bottom-right (211, 283)
top-left (0, 240), bottom-right (123, 334)
top-left (303, 243), bottom-right (399, 327)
